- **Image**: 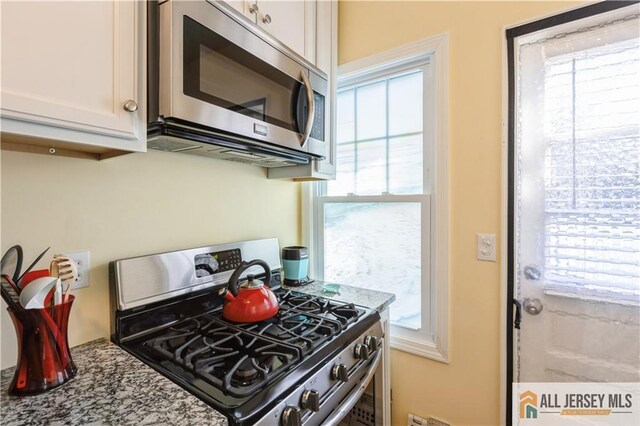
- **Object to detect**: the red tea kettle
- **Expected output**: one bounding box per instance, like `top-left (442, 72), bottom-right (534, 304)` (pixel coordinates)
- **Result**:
top-left (219, 259), bottom-right (279, 323)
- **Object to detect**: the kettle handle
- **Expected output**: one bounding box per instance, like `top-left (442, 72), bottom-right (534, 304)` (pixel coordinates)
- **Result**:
top-left (227, 259), bottom-right (272, 297)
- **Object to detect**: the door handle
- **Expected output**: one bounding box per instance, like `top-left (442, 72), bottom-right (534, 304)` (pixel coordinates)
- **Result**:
top-left (513, 299), bottom-right (522, 329)
top-left (523, 298), bottom-right (543, 315)
top-left (299, 70), bottom-right (315, 148)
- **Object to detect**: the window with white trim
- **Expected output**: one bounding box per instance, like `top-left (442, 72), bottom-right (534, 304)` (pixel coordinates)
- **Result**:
top-left (310, 35), bottom-right (449, 360)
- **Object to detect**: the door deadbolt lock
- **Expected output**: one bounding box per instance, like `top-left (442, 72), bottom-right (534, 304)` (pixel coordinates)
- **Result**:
top-left (523, 265), bottom-right (541, 281)
top-left (523, 298), bottom-right (543, 315)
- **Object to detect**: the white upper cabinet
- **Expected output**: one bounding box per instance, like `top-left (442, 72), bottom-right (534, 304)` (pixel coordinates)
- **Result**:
top-left (255, 0), bottom-right (311, 60)
top-left (222, 0), bottom-right (315, 62)
top-left (0, 0), bottom-right (146, 157)
top-left (223, 0), bottom-right (249, 17)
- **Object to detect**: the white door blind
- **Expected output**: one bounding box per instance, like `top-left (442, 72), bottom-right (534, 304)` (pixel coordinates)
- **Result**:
top-left (519, 14), bottom-right (640, 304)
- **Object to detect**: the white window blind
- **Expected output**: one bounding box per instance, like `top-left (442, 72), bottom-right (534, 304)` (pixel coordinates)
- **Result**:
top-left (520, 14), bottom-right (640, 303)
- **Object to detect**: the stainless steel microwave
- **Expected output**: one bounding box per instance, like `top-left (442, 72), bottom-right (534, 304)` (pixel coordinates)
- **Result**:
top-left (147, 0), bottom-right (328, 167)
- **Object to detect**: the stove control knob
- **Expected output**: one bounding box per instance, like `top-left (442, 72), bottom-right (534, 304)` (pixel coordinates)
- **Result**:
top-left (331, 363), bottom-right (348, 382)
top-left (364, 335), bottom-right (378, 352)
top-left (354, 343), bottom-right (370, 361)
top-left (301, 389), bottom-right (320, 412)
top-left (281, 406), bottom-right (302, 426)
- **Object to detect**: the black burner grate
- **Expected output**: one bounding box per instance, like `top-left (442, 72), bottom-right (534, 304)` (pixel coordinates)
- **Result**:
top-left (277, 290), bottom-right (364, 328)
top-left (141, 289), bottom-right (365, 398)
top-left (146, 317), bottom-right (300, 397)
top-left (237, 310), bottom-right (341, 355)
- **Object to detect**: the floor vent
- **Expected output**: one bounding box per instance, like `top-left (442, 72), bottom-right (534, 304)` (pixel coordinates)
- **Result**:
top-left (408, 414), bottom-right (450, 426)
top-left (341, 393), bottom-right (375, 425)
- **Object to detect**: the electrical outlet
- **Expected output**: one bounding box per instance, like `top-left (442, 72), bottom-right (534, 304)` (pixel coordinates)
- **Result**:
top-left (409, 414), bottom-right (450, 426)
top-left (62, 251), bottom-right (90, 289)
top-left (477, 234), bottom-right (497, 262)
top-left (409, 413), bottom-right (427, 426)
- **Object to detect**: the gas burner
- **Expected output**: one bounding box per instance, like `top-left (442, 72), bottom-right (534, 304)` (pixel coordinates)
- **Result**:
top-left (276, 290), bottom-right (365, 328)
top-left (144, 316), bottom-right (300, 397)
top-left (237, 310), bottom-right (342, 355)
top-left (282, 294), bottom-right (326, 312)
top-left (234, 359), bottom-right (259, 383)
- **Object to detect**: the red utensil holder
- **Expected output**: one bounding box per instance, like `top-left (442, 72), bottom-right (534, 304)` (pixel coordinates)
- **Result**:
top-left (7, 295), bottom-right (77, 396)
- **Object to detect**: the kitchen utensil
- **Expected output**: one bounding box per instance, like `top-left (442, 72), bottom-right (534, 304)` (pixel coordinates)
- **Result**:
top-left (21, 269), bottom-right (50, 287)
top-left (3, 273), bottom-right (22, 295)
top-left (281, 246), bottom-right (312, 287)
top-left (54, 279), bottom-right (63, 306)
top-left (1, 275), bottom-right (22, 312)
top-left (219, 259), bottom-right (278, 323)
top-left (1, 245), bottom-right (24, 285)
top-left (50, 255), bottom-right (78, 301)
top-left (19, 276), bottom-right (58, 309)
top-left (17, 247), bottom-right (50, 286)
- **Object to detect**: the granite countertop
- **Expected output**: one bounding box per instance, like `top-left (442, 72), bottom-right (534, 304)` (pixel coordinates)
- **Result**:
top-left (284, 280), bottom-right (396, 312)
top-left (1, 339), bottom-right (227, 426)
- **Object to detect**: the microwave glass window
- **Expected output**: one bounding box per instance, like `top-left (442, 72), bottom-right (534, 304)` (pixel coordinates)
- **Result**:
top-left (183, 16), bottom-right (318, 135)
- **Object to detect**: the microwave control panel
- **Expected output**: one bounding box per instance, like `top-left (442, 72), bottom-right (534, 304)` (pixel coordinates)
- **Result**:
top-left (310, 93), bottom-right (325, 141)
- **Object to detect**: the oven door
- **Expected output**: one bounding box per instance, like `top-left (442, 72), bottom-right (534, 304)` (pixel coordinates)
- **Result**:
top-left (159, 0), bottom-right (326, 157)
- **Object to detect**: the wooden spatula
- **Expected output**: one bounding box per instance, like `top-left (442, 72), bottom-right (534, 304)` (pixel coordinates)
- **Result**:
top-left (49, 255), bottom-right (78, 302)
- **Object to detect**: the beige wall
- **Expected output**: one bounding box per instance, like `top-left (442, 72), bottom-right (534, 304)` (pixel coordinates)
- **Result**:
top-left (339, 1), bottom-right (585, 425)
top-left (0, 149), bottom-right (300, 369)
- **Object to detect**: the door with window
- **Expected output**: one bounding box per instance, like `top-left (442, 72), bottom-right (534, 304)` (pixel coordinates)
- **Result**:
top-left (508, 1), bottom-right (640, 416)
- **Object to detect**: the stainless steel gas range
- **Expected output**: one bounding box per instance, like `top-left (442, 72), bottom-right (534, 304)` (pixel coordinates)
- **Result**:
top-left (109, 238), bottom-right (383, 425)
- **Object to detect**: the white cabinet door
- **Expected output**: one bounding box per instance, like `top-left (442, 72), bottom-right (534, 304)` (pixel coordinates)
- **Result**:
top-left (0, 0), bottom-right (145, 153)
top-left (256, 0), bottom-right (311, 59)
top-left (313, 0), bottom-right (337, 177)
top-left (220, 0), bottom-right (255, 22)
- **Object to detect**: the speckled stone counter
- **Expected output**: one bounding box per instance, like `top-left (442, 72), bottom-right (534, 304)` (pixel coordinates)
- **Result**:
top-left (284, 280), bottom-right (395, 312)
top-left (1, 339), bottom-right (227, 426)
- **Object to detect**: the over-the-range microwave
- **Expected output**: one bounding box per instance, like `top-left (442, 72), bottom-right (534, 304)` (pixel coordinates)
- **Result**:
top-left (147, 0), bottom-right (328, 167)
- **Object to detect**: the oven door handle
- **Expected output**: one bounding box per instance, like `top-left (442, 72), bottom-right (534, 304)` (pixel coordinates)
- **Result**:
top-left (323, 348), bottom-right (382, 426)
top-left (299, 70), bottom-right (315, 148)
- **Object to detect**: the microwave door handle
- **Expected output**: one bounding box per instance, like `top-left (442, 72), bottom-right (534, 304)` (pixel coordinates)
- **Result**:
top-left (299, 70), bottom-right (315, 148)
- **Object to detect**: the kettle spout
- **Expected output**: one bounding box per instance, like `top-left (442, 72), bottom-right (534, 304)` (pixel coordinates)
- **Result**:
top-left (218, 287), bottom-right (235, 302)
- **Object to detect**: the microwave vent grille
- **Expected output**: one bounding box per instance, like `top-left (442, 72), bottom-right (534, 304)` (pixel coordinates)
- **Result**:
top-left (148, 139), bottom-right (201, 153)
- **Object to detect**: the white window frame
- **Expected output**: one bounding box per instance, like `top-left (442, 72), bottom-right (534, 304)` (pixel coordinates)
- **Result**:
top-left (302, 34), bottom-right (450, 362)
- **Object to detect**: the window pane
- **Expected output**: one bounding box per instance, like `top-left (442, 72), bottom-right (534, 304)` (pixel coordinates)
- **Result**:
top-left (323, 202), bottom-right (421, 329)
top-left (542, 36), bottom-right (640, 294)
top-left (337, 90), bottom-right (355, 143)
top-left (327, 143), bottom-right (355, 196)
top-left (389, 135), bottom-right (423, 194)
top-left (356, 81), bottom-right (387, 140)
top-left (356, 139), bottom-right (386, 195)
top-left (389, 71), bottom-right (423, 136)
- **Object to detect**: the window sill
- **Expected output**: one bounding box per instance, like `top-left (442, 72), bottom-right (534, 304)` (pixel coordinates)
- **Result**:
top-left (544, 283), bottom-right (640, 307)
top-left (390, 334), bottom-right (449, 363)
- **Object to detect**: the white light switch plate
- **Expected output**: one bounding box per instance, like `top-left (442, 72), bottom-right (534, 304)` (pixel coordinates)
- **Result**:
top-left (477, 234), bottom-right (496, 262)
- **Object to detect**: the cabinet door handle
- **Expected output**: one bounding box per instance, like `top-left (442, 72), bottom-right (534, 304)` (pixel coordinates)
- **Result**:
top-left (249, 4), bottom-right (259, 14)
top-left (261, 14), bottom-right (271, 24)
top-left (123, 100), bottom-right (138, 112)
